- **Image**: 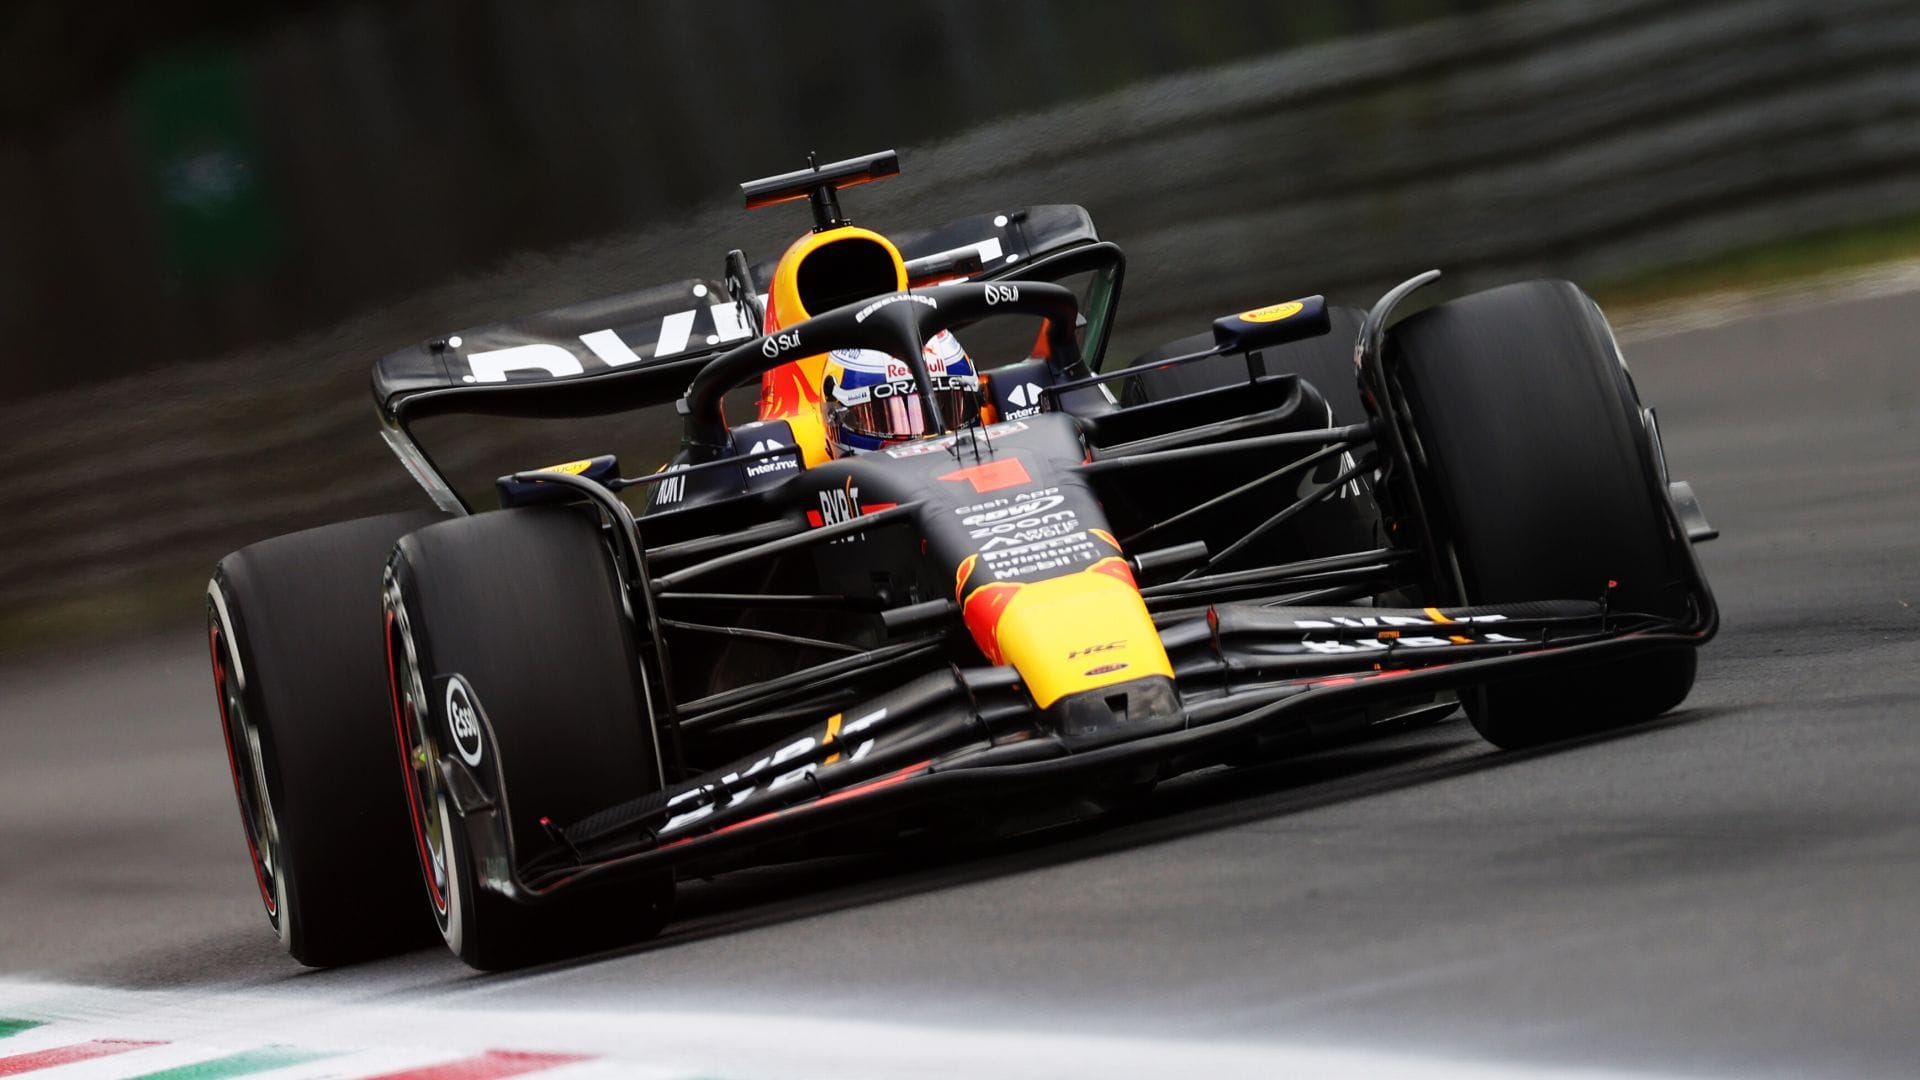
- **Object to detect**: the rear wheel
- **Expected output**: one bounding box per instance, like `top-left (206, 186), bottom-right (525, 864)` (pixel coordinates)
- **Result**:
top-left (384, 506), bottom-right (673, 970)
top-left (1389, 280), bottom-right (1697, 749)
top-left (207, 510), bottom-right (446, 966)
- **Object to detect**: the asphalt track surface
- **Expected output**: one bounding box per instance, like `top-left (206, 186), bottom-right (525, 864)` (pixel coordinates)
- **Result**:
top-left (2, 287), bottom-right (1917, 1076)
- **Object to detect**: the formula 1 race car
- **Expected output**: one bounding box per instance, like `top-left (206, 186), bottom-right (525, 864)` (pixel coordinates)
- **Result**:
top-left (207, 150), bottom-right (1718, 969)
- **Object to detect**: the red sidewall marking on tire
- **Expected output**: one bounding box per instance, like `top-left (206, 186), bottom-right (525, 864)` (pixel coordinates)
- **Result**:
top-left (210, 622), bottom-right (277, 919)
top-left (386, 609), bottom-right (448, 917)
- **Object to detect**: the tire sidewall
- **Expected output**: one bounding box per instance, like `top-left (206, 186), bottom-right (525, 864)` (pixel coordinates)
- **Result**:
top-left (207, 577), bottom-right (295, 945)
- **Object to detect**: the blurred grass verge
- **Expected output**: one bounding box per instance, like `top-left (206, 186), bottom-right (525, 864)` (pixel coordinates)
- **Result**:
top-left (1, 561), bottom-right (213, 658)
top-left (1592, 212), bottom-right (1920, 313)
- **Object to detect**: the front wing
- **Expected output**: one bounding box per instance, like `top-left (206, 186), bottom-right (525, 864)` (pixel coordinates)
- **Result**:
top-left (434, 590), bottom-right (1714, 906)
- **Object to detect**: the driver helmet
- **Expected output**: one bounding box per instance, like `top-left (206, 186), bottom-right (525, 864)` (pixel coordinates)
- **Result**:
top-left (821, 329), bottom-right (981, 454)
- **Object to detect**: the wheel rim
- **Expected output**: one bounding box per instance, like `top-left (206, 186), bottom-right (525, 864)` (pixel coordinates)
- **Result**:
top-left (383, 569), bottom-right (451, 923)
top-left (207, 610), bottom-right (283, 929)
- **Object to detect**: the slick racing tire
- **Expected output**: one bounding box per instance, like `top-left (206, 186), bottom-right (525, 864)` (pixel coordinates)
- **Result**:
top-left (1388, 280), bottom-right (1696, 749)
top-left (207, 510), bottom-right (448, 966)
top-left (1125, 303), bottom-right (1367, 425)
top-left (385, 506), bottom-right (673, 971)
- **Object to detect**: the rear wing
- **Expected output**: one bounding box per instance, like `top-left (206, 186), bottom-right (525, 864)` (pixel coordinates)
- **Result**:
top-left (370, 204), bottom-right (1105, 511)
top-left (372, 277), bottom-right (740, 424)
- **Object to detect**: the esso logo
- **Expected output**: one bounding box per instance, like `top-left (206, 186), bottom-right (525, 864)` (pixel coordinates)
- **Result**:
top-left (446, 678), bottom-right (484, 766)
top-left (984, 284), bottom-right (1020, 306)
top-left (762, 329), bottom-right (802, 358)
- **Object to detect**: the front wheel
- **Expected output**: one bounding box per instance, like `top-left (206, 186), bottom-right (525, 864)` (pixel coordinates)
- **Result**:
top-left (384, 506), bottom-right (673, 970)
top-left (1388, 280), bottom-right (1699, 749)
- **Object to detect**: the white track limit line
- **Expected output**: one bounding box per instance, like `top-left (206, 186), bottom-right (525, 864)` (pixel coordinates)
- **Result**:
top-left (0, 977), bottom-right (1718, 1080)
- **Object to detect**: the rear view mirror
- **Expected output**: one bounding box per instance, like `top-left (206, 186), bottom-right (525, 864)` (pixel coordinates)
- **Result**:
top-left (1212, 294), bottom-right (1331, 353)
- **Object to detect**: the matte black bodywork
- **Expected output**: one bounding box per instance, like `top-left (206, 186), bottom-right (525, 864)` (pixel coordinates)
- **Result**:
top-left (370, 206), bottom-right (1718, 913)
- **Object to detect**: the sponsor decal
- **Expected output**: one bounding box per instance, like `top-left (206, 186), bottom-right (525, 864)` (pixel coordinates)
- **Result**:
top-left (1003, 380), bottom-right (1045, 414)
top-left (958, 489), bottom-right (1066, 528)
top-left (1068, 641), bottom-right (1124, 659)
top-left (979, 532), bottom-right (1099, 580)
top-left (1292, 614), bottom-right (1527, 655)
top-left (1300, 634), bottom-right (1523, 655)
top-left (805, 482), bottom-right (897, 542)
top-left (925, 329), bottom-right (964, 365)
top-left (540, 459), bottom-right (594, 475)
top-left (1290, 613), bottom-right (1510, 629)
top-left (746, 458), bottom-right (798, 479)
top-left (1237, 300), bottom-right (1304, 323)
top-left (984, 283), bottom-right (1020, 306)
top-left (654, 302), bottom-right (755, 358)
top-left (462, 302), bottom-right (756, 382)
top-left (446, 677), bottom-right (484, 766)
top-left (762, 328), bottom-right (803, 358)
top-left (956, 486), bottom-right (1094, 579)
top-left (743, 437), bottom-right (800, 480)
top-left (867, 373), bottom-right (974, 401)
top-left (884, 440), bottom-right (945, 459)
top-left (654, 469), bottom-right (687, 505)
top-left (972, 505), bottom-right (1077, 547)
top-left (659, 708), bottom-right (886, 835)
top-left (1083, 662), bottom-right (1130, 677)
top-left (883, 420), bottom-right (1028, 457)
top-left (815, 484), bottom-right (860, 530)
top-left (854, 293), bottom-right (938, 322)
top-left (462, 343), bottom-right (583, 384)
top-left (829, 331), bottom-right (962, 380)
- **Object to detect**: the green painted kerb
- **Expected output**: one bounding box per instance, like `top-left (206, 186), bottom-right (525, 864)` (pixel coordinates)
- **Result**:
top-left (0, 1019), bottom-right (44, 1039)
top-left (125, 1046), bottom-right (335, 1079)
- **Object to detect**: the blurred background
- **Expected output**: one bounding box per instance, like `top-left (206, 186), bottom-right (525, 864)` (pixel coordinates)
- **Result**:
top-left (3, 0), bottom-right (1917, 653)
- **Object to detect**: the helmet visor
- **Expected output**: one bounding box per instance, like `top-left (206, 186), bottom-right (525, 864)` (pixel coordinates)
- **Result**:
top-left (837, 387), bottom-right (980, 442)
